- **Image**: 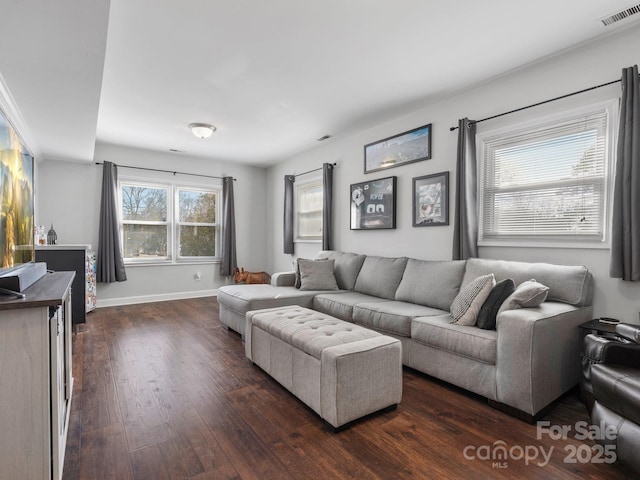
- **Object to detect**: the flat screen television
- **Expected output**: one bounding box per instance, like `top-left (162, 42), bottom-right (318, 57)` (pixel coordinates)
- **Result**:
top-left (0, 105), bottom-right (35, 277)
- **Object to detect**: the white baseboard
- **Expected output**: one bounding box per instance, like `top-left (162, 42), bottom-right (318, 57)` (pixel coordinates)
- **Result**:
top-left (96, 289), bottom-right (218, 308)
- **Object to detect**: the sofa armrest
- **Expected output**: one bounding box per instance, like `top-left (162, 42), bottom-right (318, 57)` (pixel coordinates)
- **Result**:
top-left (495, 301), bottom-right (592, 416)
top-left (271, 271), bottom-right (296, 287)
top-left (598, 340), bottom-right (640, 368)
top-left (616, 323), bottom-right (640, 344)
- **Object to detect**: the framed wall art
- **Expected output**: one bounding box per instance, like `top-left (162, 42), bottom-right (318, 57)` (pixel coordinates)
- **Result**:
top-left (350, 176), bottom-right (396, 230)
top-left (364, 123), bottom-right (431, 174)
top-left (412, 171), bottom-right (449, 227)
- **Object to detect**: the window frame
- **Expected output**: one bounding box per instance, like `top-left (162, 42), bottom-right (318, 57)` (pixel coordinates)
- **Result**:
top-left (476, 99), bottom-right (618, 249)
top-left (175, 186), bottom-right (219, 261)
top-left (119, 176), bottom-right (221, 265)
top-left (294, 175), bottom-right (323, 243)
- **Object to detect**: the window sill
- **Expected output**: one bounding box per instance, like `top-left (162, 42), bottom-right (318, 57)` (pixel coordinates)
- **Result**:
top-left (124, 259), bottom-right (220, 267)
top-left (478, 239), bottom-right (609, 250)
top-left (294, 239), bottom-right (322, 244)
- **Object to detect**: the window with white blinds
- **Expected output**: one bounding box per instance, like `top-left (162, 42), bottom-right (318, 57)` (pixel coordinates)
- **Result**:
top-left (478, 101), bottom-right (616, 246)
top-left (295, 177), bottom-right (323, 242)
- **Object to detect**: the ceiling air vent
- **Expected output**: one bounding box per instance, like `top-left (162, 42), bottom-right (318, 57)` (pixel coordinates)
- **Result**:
top-left (600, 3), bottom-right (640, 26)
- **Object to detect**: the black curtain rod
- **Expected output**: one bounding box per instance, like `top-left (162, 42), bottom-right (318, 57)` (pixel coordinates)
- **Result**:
top-left (95, 162), bottom-right (236, 181)
top-left (294, 162), bottom-right (336, 178)
top-left (449, 78), bottom-right (622, 132)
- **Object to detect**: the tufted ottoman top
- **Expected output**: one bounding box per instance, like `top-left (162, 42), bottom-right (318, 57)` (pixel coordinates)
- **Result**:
top-left (249, 306), bottom-right (381, 360)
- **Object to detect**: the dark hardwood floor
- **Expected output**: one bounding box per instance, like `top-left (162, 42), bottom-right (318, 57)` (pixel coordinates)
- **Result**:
top-left (63, 298), bottom-right (632, 479)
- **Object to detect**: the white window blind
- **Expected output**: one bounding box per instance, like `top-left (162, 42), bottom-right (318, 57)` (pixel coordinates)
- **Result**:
top-left (295, 178), bottom-right (323, 241)
top-left (479, 103), bottom-right (614, 245)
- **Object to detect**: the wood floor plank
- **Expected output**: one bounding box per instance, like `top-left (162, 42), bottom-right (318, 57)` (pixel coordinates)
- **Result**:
top-left (78, 424), bottom-right (133, 480)
top-left (63, 297), bottom-right (632, 480)
top-left (187, 380), bottom-right (297, 480)
top-left (167, 408), bottom-right (241, 479)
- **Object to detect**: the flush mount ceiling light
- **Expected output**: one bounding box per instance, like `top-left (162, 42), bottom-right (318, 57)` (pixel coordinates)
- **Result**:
top-left (188, 122), bottom-right (216, 139)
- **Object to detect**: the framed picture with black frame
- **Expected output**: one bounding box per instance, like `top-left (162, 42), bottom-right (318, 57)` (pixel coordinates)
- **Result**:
top-left (350, 176), bottom-right (397, 230)
top-left (364, 123), bottom-right (431, 174)
top-left (412, 171), bottom-right (449, 227)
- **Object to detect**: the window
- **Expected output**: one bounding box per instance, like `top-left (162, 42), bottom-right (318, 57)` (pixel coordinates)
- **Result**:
top-left (121, 183), bottom-right (169, 260)
top-left (177, 188), bottom-right (217, 258)
top-left (120, 180), bottom-right (219, 264)
top-left (295, 178), bottom-right (323, 242)
top-left (478, 101), bottom-right (616, 247)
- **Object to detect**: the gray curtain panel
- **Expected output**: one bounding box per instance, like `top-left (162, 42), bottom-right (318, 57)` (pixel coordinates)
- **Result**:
top-left (219, 176), bottom-right (237, 277)
top-left (610, 65), bottom-right (640, 281)
top-left (97, 161), bottom-right (127, 283)
top-left (284, 175), bottom-right (295, 254)
top-left (322, 163), bottom-right (333, 250)
top-left (452, 118), bottom-right (478, 260)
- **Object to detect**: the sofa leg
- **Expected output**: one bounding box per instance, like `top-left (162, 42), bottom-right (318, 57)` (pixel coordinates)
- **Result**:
top-left (487, 399), bottom-right (551, 424)
top-left (327, 404), bottom-right (399, 433)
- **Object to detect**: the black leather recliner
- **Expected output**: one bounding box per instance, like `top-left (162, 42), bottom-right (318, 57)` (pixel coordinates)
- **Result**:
top-left (582, 323), bottom-right (640, 475)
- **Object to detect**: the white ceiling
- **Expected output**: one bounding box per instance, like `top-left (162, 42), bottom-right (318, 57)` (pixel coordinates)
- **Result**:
top-left (1, 0), bottom-right (639, 166)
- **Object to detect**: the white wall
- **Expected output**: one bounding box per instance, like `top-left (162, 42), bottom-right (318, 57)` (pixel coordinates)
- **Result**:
top-left (266, 25), bottom-right (640, 322)
top-left (37, 143), bottom-right (268, 306)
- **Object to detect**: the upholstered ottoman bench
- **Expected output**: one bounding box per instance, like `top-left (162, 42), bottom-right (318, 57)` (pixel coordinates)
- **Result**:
top-left (245, 305), bottom-right (402, 429)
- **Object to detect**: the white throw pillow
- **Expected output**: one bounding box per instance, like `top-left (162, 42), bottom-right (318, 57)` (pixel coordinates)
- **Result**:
top-left (498, 279), bottom-right (549, 315)
top-left (450, 274), bottom-right (495, 326)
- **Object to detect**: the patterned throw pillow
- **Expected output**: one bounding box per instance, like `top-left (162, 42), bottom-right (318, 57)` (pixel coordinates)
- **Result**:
top-left (476, 279), bottom-right (516, 330)
top-left (450, 274), bottom-right (496, 326)
top-left (498, 279), bottom-right (549, 315)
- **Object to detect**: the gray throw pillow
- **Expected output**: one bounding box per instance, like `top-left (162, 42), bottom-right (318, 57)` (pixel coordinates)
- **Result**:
top-left (294, 257), bottom-right (327, 288)
top-left (450, 274), bottom-right (495, 326)
top-left (476, 279), bottom-right (516, 330)
top-left (298, 258), bottom-right (339, 291)
top-left (498, 279), bottom-right (549, 315)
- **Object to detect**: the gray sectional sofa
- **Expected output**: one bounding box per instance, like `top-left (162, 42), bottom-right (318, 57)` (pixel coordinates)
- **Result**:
top-left (217, 251), bottom-right (594, 419)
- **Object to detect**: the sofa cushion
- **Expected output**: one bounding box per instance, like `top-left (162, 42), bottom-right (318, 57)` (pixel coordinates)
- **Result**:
top-left (476, 279), bottom-right (516, 330)
top-left (462, 257), bottom-right (591, 306)
top-left (395, 259), bottom-right (466, 311)
top-left (450, 274), bottom-right (495, 326)
top-left (353, 301), bottom-right (448, 337)
top-left (498, 279), bottom-right (549, 315)
top-left (313, 292), bottom-right (388, 322)
top-left (317, 251), bottom-right (366, 290)
top-left (353, 256), bottom-right (408, 299)
top-left (217, 284), bottom-right (329, 314)
top-left (411, 316), bottom-right (497, 365)
top-left (298, 258), bottom-right (339, 291)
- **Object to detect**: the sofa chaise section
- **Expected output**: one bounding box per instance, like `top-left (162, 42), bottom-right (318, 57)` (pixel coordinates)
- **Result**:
top-left (217, 284), bottom-right (338, 335)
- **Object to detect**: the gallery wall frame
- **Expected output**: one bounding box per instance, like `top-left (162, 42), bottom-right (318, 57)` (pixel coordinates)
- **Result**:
top-left (350, 176), bottom-right (396, 230)
top-left (364, 123), bottom-right (431, 174)
top-left (412, 171), bottom-right (449, 227)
